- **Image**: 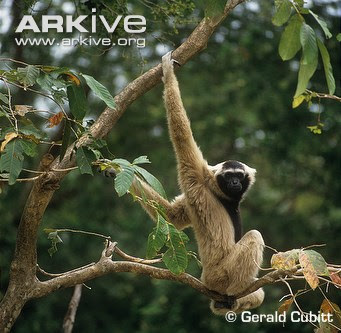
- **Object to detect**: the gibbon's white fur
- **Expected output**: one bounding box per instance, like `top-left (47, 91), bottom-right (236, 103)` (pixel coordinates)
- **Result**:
top-left (131, 52), bottom-right (265, 314)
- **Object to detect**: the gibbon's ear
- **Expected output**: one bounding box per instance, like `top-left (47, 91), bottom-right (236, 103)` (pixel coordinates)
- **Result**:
top-left (243, 164), bottom-right (256, 186)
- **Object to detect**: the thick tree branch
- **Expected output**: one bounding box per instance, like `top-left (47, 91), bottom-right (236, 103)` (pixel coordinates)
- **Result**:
top-left (32, 242), bottom-right (298, 304)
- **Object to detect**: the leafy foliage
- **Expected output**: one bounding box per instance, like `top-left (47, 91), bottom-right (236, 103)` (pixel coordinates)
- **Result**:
top-left (98, 157), bottom-right (189, 274)
top-left (147, 213), bottom-right (189, 274)
top-left (272, 0), bottom-right (336, 102)
top-left (0, 64), bottom-right (116, 183)
top-left (271, 249), bottom-right (330, 290)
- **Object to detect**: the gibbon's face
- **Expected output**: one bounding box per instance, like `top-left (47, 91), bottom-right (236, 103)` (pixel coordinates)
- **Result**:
top-left (215, 160), bottom-right (256, 201)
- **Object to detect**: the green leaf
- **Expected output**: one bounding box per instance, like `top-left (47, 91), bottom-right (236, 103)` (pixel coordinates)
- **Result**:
top-left (19, 123), bottom-right (45, 139)
top-left (67, 84), bottom-right (88, 120)
top-left (47, 231), bottom-right (63, 257)
top-left (111, 158), bottom-right (131, 168)
top-left (272, 0), bottom-right (292, 26)
top-left (271, 249), bottom-right (300, 270)
top-left (187, 251), bottom-right (202, 268)
top-left (299, 250), bottom-right (329, 290)
top-left (0, 92), bottom-right (8, 104)
top-left (317, 38), bottom-right (336, 95)
top-left (300, 23), bottom-right (318, 65)
top-left (114, 166), bottom-right (135, 197)
top-left (307, 123), bottom-right (324, 135)
top-left (82, 74), bottom-right (116, 109)
top-left (19, 139), bottom-right (37, 157)
top-left (309, 10), bottom-right (332, 39)
top-left (146, 232), bottom-right (159, 259)
top-left (17, 65), bottom-right (40, 87)
top-left (179, 231), bottom-right (190, 243)
top-left (0, 139), bottom-right (24, 185)
top-left (279, 14), bottom-right (303, 61)
top-left (133, 156), bottom-right (151, 165)
top-left (163, 224), bottom-right (188, 275)
top-left (292, 95), bottom-right (305, 108)
top-left (89, 148), bottom-right (102, 160)
top-left (133, 165), bottom-right (167, 199)
top-left (146, 214), bottom-right (168, 259)
top-left (294, 52), bottom-right (318, 97)
top-left (37, 72), bottom-right (66, 90)
top-left (76, 147), bottom-right (95, 175)
top-left (337, 33), bottom-right (341, 42)
top-left (60, 120), bottom-right (71, 162)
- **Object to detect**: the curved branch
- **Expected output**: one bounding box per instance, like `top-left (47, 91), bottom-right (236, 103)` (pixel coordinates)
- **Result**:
top-left (33, 260), bottom-right (297, 303)
top-left (31, 242), bottom-right (298, 305)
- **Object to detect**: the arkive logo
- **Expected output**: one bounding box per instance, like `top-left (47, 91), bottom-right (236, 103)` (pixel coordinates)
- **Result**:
top-left (16, 8), bottom-right (146, 34)
top-left (14, 8), bottom-right (146, 48)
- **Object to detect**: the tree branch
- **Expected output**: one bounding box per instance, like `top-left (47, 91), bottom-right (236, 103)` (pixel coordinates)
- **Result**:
top-left (62, 285), bottom-right (83, 333)
top-left (31, 242), bottom-right (298, 305)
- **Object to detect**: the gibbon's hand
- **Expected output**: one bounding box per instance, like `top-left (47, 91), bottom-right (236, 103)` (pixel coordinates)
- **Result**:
top-left (162, 51), bottom-right (181, 78)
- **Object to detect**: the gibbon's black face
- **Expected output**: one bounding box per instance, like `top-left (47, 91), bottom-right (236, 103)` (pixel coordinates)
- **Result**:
top-left (216, 160), bottom-right (252, 201)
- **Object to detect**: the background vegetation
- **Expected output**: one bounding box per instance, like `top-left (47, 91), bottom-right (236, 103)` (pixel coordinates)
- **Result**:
top-left (0, 0), bottom-right (340, 332)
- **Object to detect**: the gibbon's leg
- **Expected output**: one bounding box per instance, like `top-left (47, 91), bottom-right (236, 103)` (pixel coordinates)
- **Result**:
top-left (210, 230), bottom-right (265, 315)
top-left (130, 179), bottom-right (191, 230)
top-left (162, 52), bottom-right (207, 188)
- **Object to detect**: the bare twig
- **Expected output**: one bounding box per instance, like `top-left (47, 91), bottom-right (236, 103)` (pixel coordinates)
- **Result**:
top-left (37, 263), bottom-right (96, 278)
top-left (46, 228), bottom-right (111, 240)
top-left (62, 284), bottom-right (83, 333)
top-left (281, 278), bottom-right (319, 329)
top-left (0, 176), bottom-right (40, 182)
top-left (106, 241), bottom-right (163, 264)
top-left (0, 57), bottom-right (32, 67)
top-left (306, 90), bottom-right (341, 102)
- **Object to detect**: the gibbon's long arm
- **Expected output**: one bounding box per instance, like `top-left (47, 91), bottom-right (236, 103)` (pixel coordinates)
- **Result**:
top-left (131, 179), bottom-right (191, 230)
top-left (162, 53), bottom-right (207, 188)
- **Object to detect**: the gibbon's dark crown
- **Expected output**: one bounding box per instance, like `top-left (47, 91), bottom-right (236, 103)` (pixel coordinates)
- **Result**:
top-left (222, 160), bottom-right (245, 171)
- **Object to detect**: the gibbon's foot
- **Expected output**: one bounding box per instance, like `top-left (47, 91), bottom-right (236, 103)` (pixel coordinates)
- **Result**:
top-left (95, 159), bottom-right (117, 177)
top-left (212, 296), bottom-right (236, 310)
top-left (97, 166), bottom-right (116, 178)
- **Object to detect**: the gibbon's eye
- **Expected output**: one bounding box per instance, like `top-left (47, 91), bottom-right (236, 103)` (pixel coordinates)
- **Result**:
top-left (236, 172), bottom-right (245, 180)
